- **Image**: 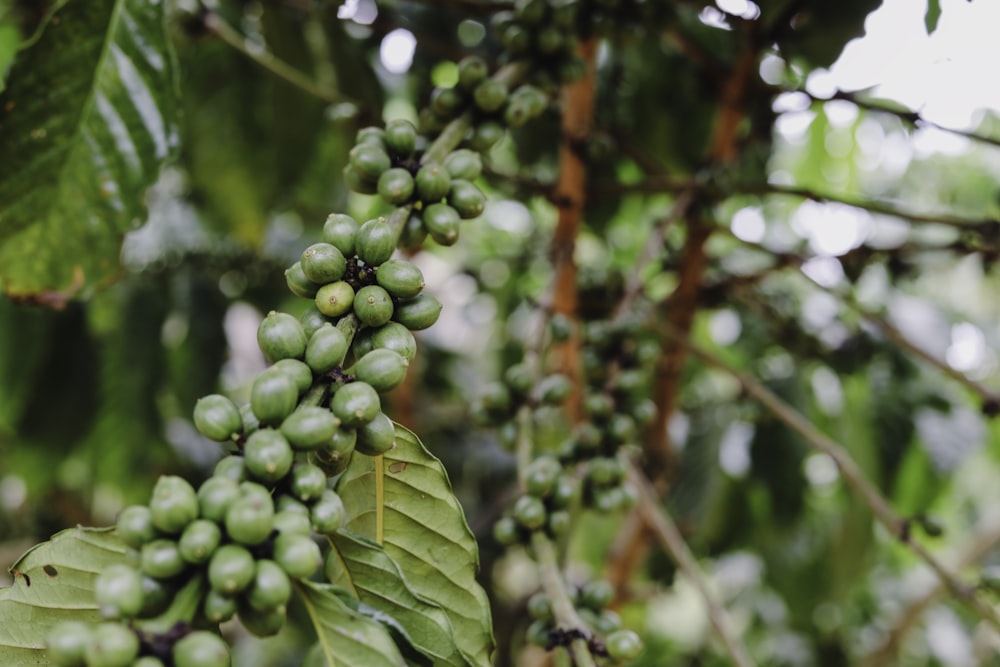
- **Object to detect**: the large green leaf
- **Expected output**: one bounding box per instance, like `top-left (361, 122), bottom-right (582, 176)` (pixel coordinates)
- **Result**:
top-left (329, 530), bottom-right (468, 667)
top-left (336, 425), bottom-right (495, 667)
top-left (0, 0), bottom-right (178, 301)
top-left (0, 526), bottom-right (127, 664)
top-left (296, 580), bottom-right (407, 667)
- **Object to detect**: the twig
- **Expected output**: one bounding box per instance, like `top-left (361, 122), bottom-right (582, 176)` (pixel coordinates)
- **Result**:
top-left (628, 465), bottom-right (756, 667)
top-left (531, 533), bottom-right (597, 667)
top-left (202, 11), bottom-right (353, 107)
top-left (666, 327), bottom-right (1000, 631)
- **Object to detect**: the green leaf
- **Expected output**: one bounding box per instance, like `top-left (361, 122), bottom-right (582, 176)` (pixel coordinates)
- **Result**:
top-left (329, 530), bottom-right (469, 667)
top-left (336, 424), bottom-right (495, 667)
top-left (0, 0), bottom-right (179, 301)
top-left (925, 0), bottom-right (942, 34)
top-left (296, 580), bottom-right (407, 667)
top-left (0, 526), bottom-right (128, 664)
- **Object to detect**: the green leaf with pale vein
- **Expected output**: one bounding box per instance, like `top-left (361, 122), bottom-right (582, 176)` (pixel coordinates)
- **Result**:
top-left (336, 424), bottom-right (495, 667)
top-left (0, 526), bottom-right (128, 664)
top-left (329, 530), bottom-right (468, 667)
top-left (296, 580), bottom-right (407, 667)
top-left (0, 0), bottom-right (178, 302)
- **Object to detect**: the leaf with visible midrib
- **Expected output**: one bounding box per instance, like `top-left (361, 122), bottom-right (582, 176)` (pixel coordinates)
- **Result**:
top-left (0, 0), bottom-right (178, 302)
top-left (329, 530), bottom-right (469, 667)
top-left (336, 424), bottom-right (495, 667)
top-left (296, 580), bottom-right (407, 667)
top-left (0, 526), bottom-right (128, 664)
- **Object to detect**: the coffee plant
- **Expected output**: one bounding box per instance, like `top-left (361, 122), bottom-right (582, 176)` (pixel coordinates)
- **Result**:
top-left (1, 0), bottom-right (1000, 665)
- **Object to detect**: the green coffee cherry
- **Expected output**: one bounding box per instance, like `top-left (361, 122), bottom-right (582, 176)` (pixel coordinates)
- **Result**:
top-left (594, 609), bottom-right (623, 634)
top-left (250, 371), bottom-right (299, 426)
top-left (355, 411), bottom-right (396, 455)
top-left (197, 476), bottom-right (240, 523)
top-left (322, 213), bottom-right (360, 257)
top-left (573, 421), bottom-right (603, 451)
top-left (607, 413), bottom-right (637, 443)
top-left (415, 162), bottom-right (452, 203)
top-left (354, 349), bottom-right (409, 393)
top-left (550, 475), bottom-right (577, 508)
top-left (315, 281), bottom-right (356, 318)
top-left (448, 179), bottom-right (486, 219)
top-left (116, 505), bottom-right (156, 549)
top-left (457, 55), bottom-right (489, 91)
top-left (203, 589), bottom-right (238, 624)
top-left (301, 243), bottom-right (347, 284)
top-left (527, 592), bottom-right (553, 622)
top-left (469, 121), bottom-right (504, 152)
top-left (149, 475), bottom-right (199, 535)
top-left (305, 323), bottom-right (349, 373)
top-left (331, 381), bottom-right (381, 427)
top-left (289, 463), bottom-right (327, 503)
top-left (141, 539), bottom-right (187, 580)
top-left (492, 516), bottom-right (521, 546)
top-left (587, 457), bottom-right (625, 487)
top-left (311, 490), bottom-right (346, 534)
top-left (383, 119), bottom-right (417, 157)
top-left (47, 621), bottom-right (93, 666)
top-left (140, 576), bottom-right (172, 617)
top-left (393, 293), bottom-right (442, 330)
top-left (349, 143), bottom-right (392, 182)
top-left (524, 456), bottom-right (562, 498)
top-left (399, 210), bottom-right (428, 249)
top-left (356, 217), bottom-right (396, 266)
top-left (536, 25), bottom-right (563, 54)
top-left (526, 620), bottom-right (551, 648)
top-left (377, 167), bottom-right (415, 206)
top-left (270, 358), bottom-right (312, 395)
top-left (328, 426), bottom-right (358, 458)
top-left (584, 392), bottom-right (615, 419)
top-left (537, 374), bottom-right (571, 404)
top-left (473, 79), bottom-right (508, 112)
top-left (237, 601), bottom-right (286, 637)
top-left (504, 362), bottom-right (533, 396)
top-left (547, 509), bottom-right (571, 536)
top-left (431, 86), bottom-right (465, 118)
top-left (275, 494), bottom-right (311, 517)
top-left (581, 579), bottom-right (614, 611)
top-left (592, 486), bottom-right (628, 513)
top-left (194, 394), bottom-right (243, 442)
top-left (355, 126), bottom-right (386, 146)
top-left (512, 495), bottom-right (547, 531)
top-left (213, 455), bottom-right (247, 482)
top-left (85, 622), bottom-right (139, 667)
top-left (273, 510), bottom-right (313, 538)
top-left (605, 629), bottom-right (643, 661)
top-left (273, 533), bottom-right (322, 579)
top-left (247, 559), bottom-right (292, 612)
top-left (300, 305), bottom-right (332, 339)
top-left (179, 519), bottom-right (222, 565)
top-left (353, 285), bottom-right (394, 327)
top-left (443, 149), bottom-right (483, 181)
top-left (422, 202), bottom-right (461, 245)
top-left (371, 322), bottom-right (418, 361)
top-left (375, 259), bottom-right (425, 299)
top-left (172, 630), bottom-right (230, 667)
top-left (225, 491), bottom-right (276, 546)
top-left (257, 311), bottom-right (307, 363)
top-left (285, 261), bottom-right (319, 298)
top-left (208, 544), bottom-right (256, 595)
top-left (281, 405), bottom-right (339, 451)
top-left (95, 564), bottom-right (144, 620)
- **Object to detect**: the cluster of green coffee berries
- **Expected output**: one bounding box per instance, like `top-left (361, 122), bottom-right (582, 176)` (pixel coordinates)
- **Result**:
top-left (490, 0), bottom-right (586, 88)
top-left (524, 581), bottom-right (642, 661)
top-left (474, 359), bottom-right (572, 433)
top-left (421, 55), bottom-right (551, 139)
top-left (493, 454), bottom-right (578, 544)
top-left (47, 620), bottom-right (228, 667)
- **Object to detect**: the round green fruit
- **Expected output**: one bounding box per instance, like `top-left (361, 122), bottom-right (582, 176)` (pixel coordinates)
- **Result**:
top-left (213, 455), bottom-right (247, 482)
top-left (273, 533), bottom-right (322, 579)
top-left (349, 143), bottom-right (392, 182)
top-left (457, 55), bottom-right (488, 91)
top-left (371, 322), bottom-right (417, 361)
top-left (314, 281), bottom-right (356, 318)
top-left (527, 592), bottom-right (553, 622)
top-left (238, 601), bottom-right (286, 637)
top-left (550, 475), bottom-right (577, 509)
top-left (355, 126), bottom-right (385, 146)
top-left (197, 475), bottom-right (240, 523)
top-left (271, 358), bottom-right (313, 394)
top-left (398, 210), bottom-right (428, 249)
top-left (355, 411), bottom-right (396, 455)
top-left (537, 374), bottom-right (571, 405)
top-left (273, 509), bottom-right (313, 537)
top-left (257, 311), bottom-right (307, 363)
top-left (311, 490), bottom-right (346, 534)
top-left (503, 362), bottom-right (533, 396)
top-left (202, 589), bottom-right (237, 624)
top-left (285, 261), bottom-right (319, 298)
top-left (327, 426), bottom-right (358, 458)
top-left (473, 79), bottom-right (508, 112)
top-left (430, 86), bottom-right (465, 118)
top-left (581, 579), bottom-right (614, 611)
top-left (414, 162), bottom-right (451, 203)
top-left (605, 629), bottom-right (643, 661)
top-left (305, 323), bottom-right (349, 373)
top-left (448, 179), bottom-right (486, 219)
top-left (353, 285), bottom-right (394, 328)
top-left (247, 559), bottom-right (292, 612)
top-left (115, 505), bottom-right (156, 549)
top-left (356, 217), bottom-right (396, 266)
top-left (208, 544), bottom-right (256, 595)
top-left (134, 656), bottom-right (166, 667)
top-left (331, 381), bottom-right (381, 427)
top-left (141, 539), bottom-right (187, 580)
top-left (377, 167), bottom-right (415, 206)
top-left (524, 456), bottom-right (562, 498)
top-left (383, 118), bottom-right (417, 157)
top-left (289, 463), bottom-right (327, 503)
top-left (547, 509), bottom-right (571, 536)
top-left (512, 495), bottom-right (547, 531)
top-left (194, 394), bottom-right (243, 442)
top-left (85, 622), bottom-right (139, 667)
top-left (172, 631), bottom-right (230, 667)
top-left (392, 293), bottom-right (442, 331)
top-left (492, 516), bottom-right (520, 546)
top-left (469, 121), bottom-right (504, 152)
top-left (299, 305), bottom-right (332, 339)
top-left (423, 202), bottom-right (461, 245)
top-left (444, 149), bottom-right (483, 180)
top-left (179, 519), bottom-right (222, 565)
top-left (301, 243), bottom-right (347, 284)
top-left (353, 349), bottom-right (408, 393)
top-left (281, 405), bottom-right (339, 451)
top-left (95, 564), bottom-right (144, 620)
top-left (322, 213), bottom-right (359, 256)
top-left (149, 475), bottom-right (199, 535)
top-left (225, 492), bottom-right (275, 546)
top-left (375, 259), bottom-right (425, 299)
top-left (250, 371), bottom-right (299, 426)
top-left (47, 621), bottom-right (92, 666)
